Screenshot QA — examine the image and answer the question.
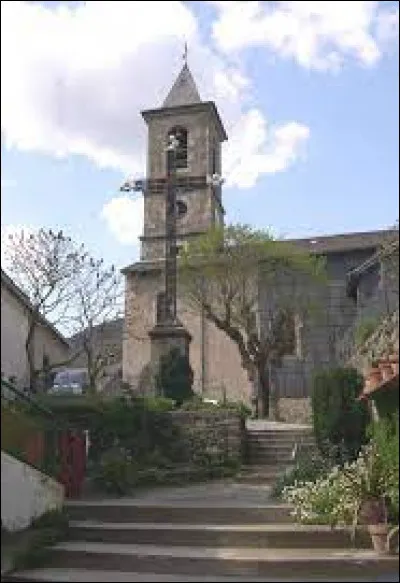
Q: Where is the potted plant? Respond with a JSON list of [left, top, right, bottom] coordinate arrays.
[[345, 443, 391, 554], [388, 353, 399, 376], [364, 361, 382, 393], [378, 358, 394, 382]]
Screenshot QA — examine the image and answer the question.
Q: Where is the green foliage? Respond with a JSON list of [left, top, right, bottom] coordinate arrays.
[[92, 448, 138, 495], [155, 348, 194, 406], [311, 367, 370, 464], [354, 317, 380, 348], [180, 396, 251, 418], [272, 451, 333, 499], [368, 416, 399, 523]]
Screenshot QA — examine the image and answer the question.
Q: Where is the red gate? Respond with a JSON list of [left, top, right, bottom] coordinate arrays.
[[57, 430, 87, 499]]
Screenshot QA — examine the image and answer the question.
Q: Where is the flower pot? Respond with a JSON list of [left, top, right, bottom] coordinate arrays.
[[359, 497, 387, 525], [388, 354, 399, 376], [364, 368, 382, 393], [368, 523, 389, 554], [378, 360, 394, 382]]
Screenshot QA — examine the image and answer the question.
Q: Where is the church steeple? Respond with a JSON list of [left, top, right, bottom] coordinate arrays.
[[163, 63, 201, 108]]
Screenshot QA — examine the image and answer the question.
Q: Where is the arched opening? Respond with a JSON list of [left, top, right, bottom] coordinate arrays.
[[168, 126, 188, 169]]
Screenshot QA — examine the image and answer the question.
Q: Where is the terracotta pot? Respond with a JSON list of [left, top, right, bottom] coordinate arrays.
[[378, 360, 394, 382], [364, 368, 382, 393], [368, 524, 389, 554], [359, 497, 387, 525], [388, 354, 399, 376]]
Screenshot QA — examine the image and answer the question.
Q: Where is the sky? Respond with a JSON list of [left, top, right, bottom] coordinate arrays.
[[1, 0, 399, 272]]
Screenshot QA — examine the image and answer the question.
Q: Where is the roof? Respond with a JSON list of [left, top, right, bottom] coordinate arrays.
[[1, 269, 70, 348], [163, 63, 201, 108], [285, 229, 397, 255], [121, 229, 396, 275]]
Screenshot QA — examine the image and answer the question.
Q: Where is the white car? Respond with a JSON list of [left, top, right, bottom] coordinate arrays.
[[49, 369, 89, 396]]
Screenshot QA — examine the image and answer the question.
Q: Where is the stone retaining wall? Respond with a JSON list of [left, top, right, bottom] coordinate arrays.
[[168, 410, 245, 465], [276, 398, 312, 425]]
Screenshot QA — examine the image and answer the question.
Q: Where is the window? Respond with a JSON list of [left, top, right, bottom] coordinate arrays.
[[168, 126, 188, 169], [176, 200, 188, 218]]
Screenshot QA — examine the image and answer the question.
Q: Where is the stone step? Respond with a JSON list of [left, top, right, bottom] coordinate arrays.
[[68, 521, 371, 549], [246, 438, 314, 448], [27, 542, 399, 579], [66, 502, 293, 525], [246, 435, 315, 445], [7, 567, 400, 582], [246, 453, 296, 464]]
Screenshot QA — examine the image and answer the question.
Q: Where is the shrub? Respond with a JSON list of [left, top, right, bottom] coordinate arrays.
[[155, 348, 194, 405], [93, 448, 138, 495], [311, 367, 369, 464], [272, 451, 333, 499]]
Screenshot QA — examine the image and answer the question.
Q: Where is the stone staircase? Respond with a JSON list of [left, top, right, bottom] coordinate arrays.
[[5, 424, 399, 581], [237, 422, 317, 484], [6, 488, 398, 581]]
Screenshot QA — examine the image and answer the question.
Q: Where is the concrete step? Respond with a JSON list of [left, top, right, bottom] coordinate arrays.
[[68, 521, 371, 549], [31, 542, 399, 579], [7, 567, 400, 582], [246, 454, 296, 464], [66, 502, 293, 525]]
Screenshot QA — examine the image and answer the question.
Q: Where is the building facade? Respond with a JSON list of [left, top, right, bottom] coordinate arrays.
[[122, 63, 397, 416], [1, 269, 70, 391]]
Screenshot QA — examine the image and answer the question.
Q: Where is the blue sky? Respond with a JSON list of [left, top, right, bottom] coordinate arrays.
[[1, 1, 399, 271]]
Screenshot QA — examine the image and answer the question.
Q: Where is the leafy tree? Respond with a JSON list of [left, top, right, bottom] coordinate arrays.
[[180, 224, 325, 417]]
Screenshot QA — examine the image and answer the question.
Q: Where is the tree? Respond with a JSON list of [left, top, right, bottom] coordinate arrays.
[[67, 255, 123, 393], [4, 228, 125, 394], [4, 228, 86, 390], [155, 347, 194, 406], [180, 224, 325, 417]]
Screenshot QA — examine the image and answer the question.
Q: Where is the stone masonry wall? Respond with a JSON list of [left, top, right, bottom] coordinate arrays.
[[123, 270, 252, 404], [277, 398, 312, 425], [168, 410, 245, 465]]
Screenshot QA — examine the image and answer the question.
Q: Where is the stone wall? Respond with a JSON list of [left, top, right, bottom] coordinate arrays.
[[123, 268, 252, 403], [168, 410, 245, 465], [277, 398, 312, 425]]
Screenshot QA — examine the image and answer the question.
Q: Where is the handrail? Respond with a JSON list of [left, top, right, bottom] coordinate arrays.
[[1, 378, 55, 420]]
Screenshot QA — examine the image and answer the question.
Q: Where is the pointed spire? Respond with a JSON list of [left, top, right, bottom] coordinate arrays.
[[163, 62, 202, 108]]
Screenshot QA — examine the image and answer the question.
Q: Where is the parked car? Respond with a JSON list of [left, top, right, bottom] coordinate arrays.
[[48, 368, 89, 395]]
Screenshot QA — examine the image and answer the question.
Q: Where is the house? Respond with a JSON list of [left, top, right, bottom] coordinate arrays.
[[1, 269, 70, 391]]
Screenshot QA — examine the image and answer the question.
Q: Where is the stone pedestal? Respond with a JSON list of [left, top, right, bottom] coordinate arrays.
[[149, 321, 192, 367]]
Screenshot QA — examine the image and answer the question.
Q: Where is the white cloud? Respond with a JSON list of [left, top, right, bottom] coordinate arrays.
[[101, 196, 144, 246], [211, 1, 399, 71], [224, 110, 310, 188], [1, 0, 309, 211]]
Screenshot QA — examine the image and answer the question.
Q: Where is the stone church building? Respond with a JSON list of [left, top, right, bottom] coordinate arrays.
[[122, 62, 397, 420]]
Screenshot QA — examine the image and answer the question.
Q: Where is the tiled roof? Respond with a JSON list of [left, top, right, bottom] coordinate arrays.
[[285, 229, 397, 254]]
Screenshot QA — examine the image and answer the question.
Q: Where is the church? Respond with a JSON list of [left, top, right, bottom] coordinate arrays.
[[121, 61, 397, 421]]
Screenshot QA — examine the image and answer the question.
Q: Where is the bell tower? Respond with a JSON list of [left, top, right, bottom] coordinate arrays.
[[140, 62, 227, 260]]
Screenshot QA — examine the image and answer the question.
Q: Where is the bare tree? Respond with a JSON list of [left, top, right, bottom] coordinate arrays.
[[67, 256, 124, 393], [4, 228, 86, 390], [180, 225, 326, 417]]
